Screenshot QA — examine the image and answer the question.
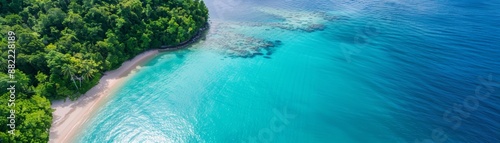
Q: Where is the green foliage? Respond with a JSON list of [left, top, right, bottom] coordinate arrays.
[[0, 0, 208, 142]]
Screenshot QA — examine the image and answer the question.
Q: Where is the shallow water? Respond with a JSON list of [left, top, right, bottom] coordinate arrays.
[[76, 0, 500, 142]]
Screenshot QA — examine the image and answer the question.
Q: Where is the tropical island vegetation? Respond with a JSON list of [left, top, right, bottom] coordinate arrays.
[[0, 0, 209, 142]]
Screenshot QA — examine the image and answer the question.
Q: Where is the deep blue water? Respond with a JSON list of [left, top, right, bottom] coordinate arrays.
[[76, 0, 500, 142]]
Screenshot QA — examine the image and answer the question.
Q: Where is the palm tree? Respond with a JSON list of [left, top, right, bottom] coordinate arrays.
[[75, 76, 82, 88], [70, 74, 79, 90], [61, 64, 72, 77], [82, 60, 97, 80], [62, 64, 79, 90], [82, 64, 92, 80]]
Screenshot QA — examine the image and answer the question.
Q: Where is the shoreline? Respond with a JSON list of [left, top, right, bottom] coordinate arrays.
[[48, 49, 159, 143], [48, 23, 208, 143]]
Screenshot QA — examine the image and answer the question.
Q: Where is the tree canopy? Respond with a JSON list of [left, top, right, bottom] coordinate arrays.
[[0, 0, 209, 142]]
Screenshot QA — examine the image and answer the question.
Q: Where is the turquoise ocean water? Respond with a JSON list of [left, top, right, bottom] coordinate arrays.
[[76, 0, 500, 142]]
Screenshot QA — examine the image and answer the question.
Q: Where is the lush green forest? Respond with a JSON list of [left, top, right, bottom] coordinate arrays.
[[0, 0, 208, 142]]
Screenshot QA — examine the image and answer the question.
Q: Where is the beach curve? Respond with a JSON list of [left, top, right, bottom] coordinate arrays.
[[48, 50, 159, 143]]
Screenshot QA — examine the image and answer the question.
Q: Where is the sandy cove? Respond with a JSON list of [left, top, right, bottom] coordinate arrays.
[[48, 50, 159, 143]]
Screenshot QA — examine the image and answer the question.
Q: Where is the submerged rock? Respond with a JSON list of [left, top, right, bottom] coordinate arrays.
[[203, 21, 284, 58], [255, 7, 334, 32]]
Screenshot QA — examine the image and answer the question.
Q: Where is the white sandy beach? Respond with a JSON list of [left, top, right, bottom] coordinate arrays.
[[48, 50, 159, 143]]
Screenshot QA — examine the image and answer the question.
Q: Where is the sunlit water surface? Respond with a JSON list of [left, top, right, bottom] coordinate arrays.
[[76, 0, 500, 142]]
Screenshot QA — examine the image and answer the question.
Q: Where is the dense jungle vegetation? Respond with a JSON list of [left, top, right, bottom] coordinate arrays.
[[0, 0, 209, 142]]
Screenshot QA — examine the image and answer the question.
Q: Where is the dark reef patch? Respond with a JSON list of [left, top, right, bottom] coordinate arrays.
[[204, 22, 284, 59]]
